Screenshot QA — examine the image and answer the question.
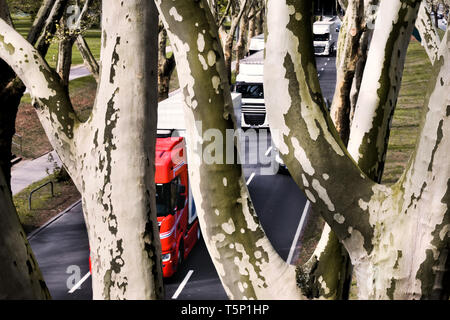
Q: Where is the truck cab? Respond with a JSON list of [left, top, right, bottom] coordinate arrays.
[[235, 50, 268, 128], [155, 136, 200, 278], [313, 17, 340, 56]]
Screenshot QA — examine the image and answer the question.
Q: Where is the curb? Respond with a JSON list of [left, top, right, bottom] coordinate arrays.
[[27, 198, 82, 241]]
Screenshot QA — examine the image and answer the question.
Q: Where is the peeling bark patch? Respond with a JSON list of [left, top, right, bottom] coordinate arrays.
[[416, 179, 450, 299], [0, 34, 15, 55], [110, 37, 121, 84], [387, 278, 396, 299], [427, 119, 443, 172], [37, 67, 76, 140], [99, 89, 120, 242]]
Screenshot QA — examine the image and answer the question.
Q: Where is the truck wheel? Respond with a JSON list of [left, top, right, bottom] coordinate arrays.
[[177, 241, 184, 267]]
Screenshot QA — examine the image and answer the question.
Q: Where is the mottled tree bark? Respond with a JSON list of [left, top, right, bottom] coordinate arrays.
[[0, 0, 67, 190], [27, 0, 56, 45], [0, 169, 51, 299], [347, 0, 422, 181], [154, 0, 450, 301], [265, 0, 450, 299], [0, 0, 164, 300], [158, 25, 175, 101], [156, 0, 303, 300]]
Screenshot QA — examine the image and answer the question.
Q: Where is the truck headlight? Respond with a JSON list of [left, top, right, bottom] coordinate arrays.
[[162, 253, 171, 262]]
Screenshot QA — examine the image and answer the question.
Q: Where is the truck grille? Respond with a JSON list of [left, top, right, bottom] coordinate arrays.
[[314, 46, 325, 53], [244, 113, 266, 126]]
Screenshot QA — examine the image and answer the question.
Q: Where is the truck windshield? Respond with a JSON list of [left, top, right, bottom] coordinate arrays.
[[314, 33, 330, 41], [156, 181, 178, 217], [235, 83, 264, 99], [156, 184, 171, 216]]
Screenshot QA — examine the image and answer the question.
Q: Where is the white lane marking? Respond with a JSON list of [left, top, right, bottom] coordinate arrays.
[[321, 67, 324, 71], [286, 201, 311, 265], [172, 270, 194, 299], [246, 172, 256, 185], [324, 62, 328, 66], [68, 272, 91, 293], [327, 58, 330, 61], [265, 146, 273, 157]]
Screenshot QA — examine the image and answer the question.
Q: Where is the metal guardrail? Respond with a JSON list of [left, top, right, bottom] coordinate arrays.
[[29, 181, 54, 210]]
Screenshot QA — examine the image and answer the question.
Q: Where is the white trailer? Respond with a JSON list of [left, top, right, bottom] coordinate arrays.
[[313, 17, 339, 56], [248, 33, 264, 56], [157, 90, 242, 133]]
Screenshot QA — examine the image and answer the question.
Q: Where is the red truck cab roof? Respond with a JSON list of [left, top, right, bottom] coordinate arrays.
[[155, 137, 186, 184]]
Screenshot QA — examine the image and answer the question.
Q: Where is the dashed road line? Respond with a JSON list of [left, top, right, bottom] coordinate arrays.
[[172, 270, 194, 299], [286, 200, 311, 265], [68, 272, 91, 294], [246, 172, 256, 185]]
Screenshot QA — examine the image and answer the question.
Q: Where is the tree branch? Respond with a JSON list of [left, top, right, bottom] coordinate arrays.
[[416, 0, 441, 65], [0, 18, 80, 177], [265, 0, 377, 252], [347, 0, 422, 181], [27, 0, 56, 45], [35, 0, 69, 58]]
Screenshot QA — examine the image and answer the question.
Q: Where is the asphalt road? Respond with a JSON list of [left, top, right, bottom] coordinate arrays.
[[28, 55, 336, 300]]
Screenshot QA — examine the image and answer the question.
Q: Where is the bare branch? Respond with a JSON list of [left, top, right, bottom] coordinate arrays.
[[0, 19, 80, 173], [347, 0, 422, 181]]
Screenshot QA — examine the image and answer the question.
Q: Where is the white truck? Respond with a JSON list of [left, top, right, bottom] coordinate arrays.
[[248, 33, 265, 56], [234, 50, 267, 128], [313, 17, 340, 56]]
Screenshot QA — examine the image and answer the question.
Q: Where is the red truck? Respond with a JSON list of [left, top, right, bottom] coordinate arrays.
[[89, 136, 200, 278], [155, 136, 200, 277]]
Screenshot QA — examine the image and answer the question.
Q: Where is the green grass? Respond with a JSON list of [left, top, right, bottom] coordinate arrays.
[[382, 38, 433, 185], [12, 16, 101, 68], [14, 174, 58, 221]]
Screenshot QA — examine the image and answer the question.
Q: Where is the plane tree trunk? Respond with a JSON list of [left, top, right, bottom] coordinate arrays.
[[0, 0, 164, 300], [265, 0, 450, 299], [156, 0, 303, 300], [347, 0, 422, 180], [0, 169, 51, 299], [416, 1, 441, 65]]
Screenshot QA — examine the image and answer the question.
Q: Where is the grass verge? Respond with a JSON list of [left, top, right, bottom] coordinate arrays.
[[13, 173, 81, 235], [12, 16, 101, 68], [382, 37, 433, 184]]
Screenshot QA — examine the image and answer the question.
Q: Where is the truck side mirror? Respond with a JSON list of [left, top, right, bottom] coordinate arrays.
[[176, 185, 186, 210]]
